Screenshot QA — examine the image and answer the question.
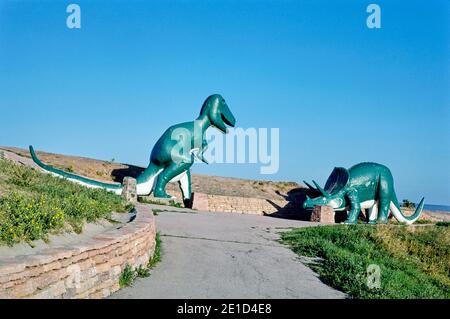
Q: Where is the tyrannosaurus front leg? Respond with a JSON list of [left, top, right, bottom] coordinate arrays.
[[154, 161, 193, 199], [196, 138, 209, 164], [344, 189, 361, 224]]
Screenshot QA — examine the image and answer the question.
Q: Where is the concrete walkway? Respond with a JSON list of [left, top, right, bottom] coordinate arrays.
[[111, 205, 345, 299]]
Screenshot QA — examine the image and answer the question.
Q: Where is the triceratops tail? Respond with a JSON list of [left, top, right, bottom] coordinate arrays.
[[390, 191, 425, 225], [29, 145, 123, 194]]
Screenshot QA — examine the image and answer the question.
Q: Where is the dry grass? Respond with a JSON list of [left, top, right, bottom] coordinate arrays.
[[373, 225, 450, 287]]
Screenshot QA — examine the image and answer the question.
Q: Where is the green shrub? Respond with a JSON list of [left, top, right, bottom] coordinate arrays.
[[436, 221, 450, 227], [401, 199, 416, 208]]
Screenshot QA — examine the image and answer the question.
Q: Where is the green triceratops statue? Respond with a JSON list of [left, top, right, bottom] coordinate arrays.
[[30, 94, 236, 204], [303, 162, 425, 225]]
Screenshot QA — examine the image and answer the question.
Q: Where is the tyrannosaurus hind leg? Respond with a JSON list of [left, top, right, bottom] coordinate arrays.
[[179, 169, 193, 207], [154, 161, 193, 199], [178, 169, 192, 200]]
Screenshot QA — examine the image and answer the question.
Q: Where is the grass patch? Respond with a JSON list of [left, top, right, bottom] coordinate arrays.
[[118, 232, 162, 288], [280, 224, 450, 299], [119, 264, 136, 287], [135, 265, 150, 278], [0, 158, 132, 246], [151, 208, 196, 216], [168, 200, 182, 208], [148, 232, 162, 269], [413, 219, 434, 224], [152, 209, 164, 216], [138, 196, 183, 208]]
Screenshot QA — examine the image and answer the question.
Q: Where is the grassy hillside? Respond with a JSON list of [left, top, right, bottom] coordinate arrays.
[[0, 158, 132, 246], [281, 224, 450, 298]]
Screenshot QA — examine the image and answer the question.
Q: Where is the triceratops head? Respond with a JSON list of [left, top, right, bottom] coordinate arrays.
[[303, 167, 350, 211], [199, 94, 236, 133]]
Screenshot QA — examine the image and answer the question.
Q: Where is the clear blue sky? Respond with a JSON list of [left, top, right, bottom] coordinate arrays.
[[0, 0, 448, 204]]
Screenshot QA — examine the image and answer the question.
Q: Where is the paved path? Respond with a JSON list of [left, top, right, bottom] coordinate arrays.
[[111, 205, 345, 299], [0, 148, 344, 298]]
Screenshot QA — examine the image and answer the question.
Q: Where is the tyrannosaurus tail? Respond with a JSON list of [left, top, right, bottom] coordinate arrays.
[[390, 191, 425, 225], [30, 146, 163, 196], [30, 145, 123, 194]]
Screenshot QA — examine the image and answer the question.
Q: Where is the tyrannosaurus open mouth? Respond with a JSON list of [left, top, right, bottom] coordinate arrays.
[[213, 100, 236, 133], [222, 112, 235, 127]]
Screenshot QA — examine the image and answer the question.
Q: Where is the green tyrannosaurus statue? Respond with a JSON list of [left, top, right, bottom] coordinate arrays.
[[303, 162, 425, 225], [30, 94, 236, 204]]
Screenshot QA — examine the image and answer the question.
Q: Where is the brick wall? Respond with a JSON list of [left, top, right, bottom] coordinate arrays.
[[0, 204, 156, 299]]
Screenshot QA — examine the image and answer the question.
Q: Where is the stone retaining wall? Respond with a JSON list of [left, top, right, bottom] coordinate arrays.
[[190, 193, 442, 223], [192, 192, 301, 216], [0, 204, 156, 299]]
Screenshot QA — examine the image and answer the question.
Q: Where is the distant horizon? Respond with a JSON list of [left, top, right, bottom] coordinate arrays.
[[423, 204, 450, 212], [1, 0, 448, 204]]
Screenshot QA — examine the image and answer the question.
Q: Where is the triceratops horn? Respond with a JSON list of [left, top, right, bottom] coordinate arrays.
[[303, 180, 316, 191], [312, 180, 329, 197]]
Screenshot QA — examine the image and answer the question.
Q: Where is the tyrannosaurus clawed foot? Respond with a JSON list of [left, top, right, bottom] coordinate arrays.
[[153, 188, 174, 198], [153, 189, 174, 199]]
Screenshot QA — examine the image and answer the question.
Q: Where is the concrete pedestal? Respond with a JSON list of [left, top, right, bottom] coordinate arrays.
[[310, 205, 335, 223], [121, 176, 137, 204]]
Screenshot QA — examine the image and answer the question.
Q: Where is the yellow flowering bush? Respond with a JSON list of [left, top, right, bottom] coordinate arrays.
[[0, 193, 64, 245], [0, 158, 132, 246]]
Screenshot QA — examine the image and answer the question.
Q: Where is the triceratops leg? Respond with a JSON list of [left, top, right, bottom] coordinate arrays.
[[344, 189, 361, 224], [377, 178, 391, 224], [368, 201, 378, 224], [377, 199, 390, 224]]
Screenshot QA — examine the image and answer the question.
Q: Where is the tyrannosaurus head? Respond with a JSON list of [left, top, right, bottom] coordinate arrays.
[[199, 94, 236, 133]]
